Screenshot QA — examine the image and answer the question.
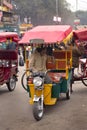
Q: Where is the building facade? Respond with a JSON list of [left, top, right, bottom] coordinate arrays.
[[0, 0, 19, 33]]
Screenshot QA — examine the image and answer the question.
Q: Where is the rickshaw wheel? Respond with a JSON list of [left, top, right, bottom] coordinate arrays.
[[70, 80, 73, 93], [7, 76, 16, 91], [82, 79, 87, 86], [33, 100, 44, 121], [66, 84, 70, 100], [21, 72, 28, 91]]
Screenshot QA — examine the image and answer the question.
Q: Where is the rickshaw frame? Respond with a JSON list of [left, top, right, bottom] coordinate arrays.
[[71, 29, 87, 90], [19, 25, 73, 121], [0, 32, 19, 91]]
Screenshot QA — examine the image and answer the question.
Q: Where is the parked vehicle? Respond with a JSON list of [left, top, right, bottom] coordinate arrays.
[[70, 29, 87, 90], [0, 32, 19, 91]]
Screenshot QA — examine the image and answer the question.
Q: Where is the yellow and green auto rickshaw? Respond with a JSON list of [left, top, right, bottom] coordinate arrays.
[[19, 25, 73, 121]]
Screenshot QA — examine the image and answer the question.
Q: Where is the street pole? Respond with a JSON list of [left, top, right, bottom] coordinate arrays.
[[53, 0, 61, 24], [76, 0, 78, 11], [56, 0, 58, 17], [56, 0, 59, 24], [76, 0, 78, 17]]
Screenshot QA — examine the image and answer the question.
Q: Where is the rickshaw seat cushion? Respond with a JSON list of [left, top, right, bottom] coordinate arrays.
[[47, 72, 66, 82], [79, 58, 86, 64], [46, 62, 56, 69], [46, 56, 56, 69], [0, 50, 17, 60]]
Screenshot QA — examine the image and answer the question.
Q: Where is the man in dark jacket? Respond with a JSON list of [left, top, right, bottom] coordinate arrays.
[[72, 41, 84, 66], [68, 42, 84, 93]]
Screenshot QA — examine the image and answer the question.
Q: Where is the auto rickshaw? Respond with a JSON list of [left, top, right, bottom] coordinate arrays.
[[19, 25, 73, 121], [0, 32, 19, 91]]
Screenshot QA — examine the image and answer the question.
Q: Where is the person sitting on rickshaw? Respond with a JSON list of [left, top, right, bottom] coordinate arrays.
[[72, 41, 85, 76], [66, 40, 84, 76], [80, 41, 87, 58], [65, 41, 85, 93], [6, 38, 16, 50], [29, 46, 52, 83]]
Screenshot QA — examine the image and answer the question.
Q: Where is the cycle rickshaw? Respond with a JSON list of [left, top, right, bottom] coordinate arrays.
[[19, 25, 73, 121], [70, 28, 87, 91], [0, 32, 19, 91]]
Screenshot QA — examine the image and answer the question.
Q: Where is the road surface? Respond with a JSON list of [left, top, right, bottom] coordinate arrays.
[[0, 66, 87, 130]]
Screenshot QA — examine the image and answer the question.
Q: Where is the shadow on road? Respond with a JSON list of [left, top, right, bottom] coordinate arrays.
[[44, 95, 70, 115], [0, 88, 9, 95]]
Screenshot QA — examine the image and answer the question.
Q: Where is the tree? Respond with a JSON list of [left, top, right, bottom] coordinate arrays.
[[14, 0, 74, 25]]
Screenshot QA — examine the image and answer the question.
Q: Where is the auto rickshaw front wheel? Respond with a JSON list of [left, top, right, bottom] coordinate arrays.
[[7, 76, 16, 91], [33, 100, 44, 121]]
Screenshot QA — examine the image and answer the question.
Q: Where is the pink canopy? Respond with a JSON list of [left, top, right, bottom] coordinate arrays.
[[73, 28, 87, 41], [19, 25, 72, 44]]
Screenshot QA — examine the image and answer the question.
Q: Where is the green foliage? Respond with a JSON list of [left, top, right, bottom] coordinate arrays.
[[14, 0, 74, 25]]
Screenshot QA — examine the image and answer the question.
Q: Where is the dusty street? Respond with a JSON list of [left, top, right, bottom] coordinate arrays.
[[0, 66, 87, 130]]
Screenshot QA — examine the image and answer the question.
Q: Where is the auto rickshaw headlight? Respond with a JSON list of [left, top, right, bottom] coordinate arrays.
[[33, 77, 43, 87]]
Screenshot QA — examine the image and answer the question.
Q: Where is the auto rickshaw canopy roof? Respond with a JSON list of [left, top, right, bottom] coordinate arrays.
[[73, 28, 87, 41], [0, 32, 19, 42], [19, 25, 72, 44]]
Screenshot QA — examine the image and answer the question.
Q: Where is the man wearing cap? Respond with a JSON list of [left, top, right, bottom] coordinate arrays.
[[29, 46, 52, 83], [29, 47, 47, 72]]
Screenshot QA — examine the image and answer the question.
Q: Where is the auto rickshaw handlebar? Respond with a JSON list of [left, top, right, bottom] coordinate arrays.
[[24, 69, 47, 77]]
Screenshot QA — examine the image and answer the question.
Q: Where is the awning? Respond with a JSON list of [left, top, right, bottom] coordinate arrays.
[[0, 32, 19, 42], [73, 28, 87, 41], [19, 25, 72, 44]]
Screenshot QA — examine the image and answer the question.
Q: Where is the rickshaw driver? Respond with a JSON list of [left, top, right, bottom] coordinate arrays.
[[29, 46, 52, 83]]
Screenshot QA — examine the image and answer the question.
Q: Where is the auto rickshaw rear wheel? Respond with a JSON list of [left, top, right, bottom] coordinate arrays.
[[66, 84, 70, 100], [7, 76, 16, 91]]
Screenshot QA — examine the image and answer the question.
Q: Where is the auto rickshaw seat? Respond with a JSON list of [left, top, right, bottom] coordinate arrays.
[[53, 50, 72, 70], [0, 50, 18, 67], [46, 56, 56, 69], [47, 71, 66, 83], [0, 50, 17, 60], [53, 51, 66, 59]]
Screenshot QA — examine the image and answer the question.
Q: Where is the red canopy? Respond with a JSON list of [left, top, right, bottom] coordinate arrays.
[[0, 32, 19, 42], [73, 28, 87, 41], [19, 25, 72, 44]]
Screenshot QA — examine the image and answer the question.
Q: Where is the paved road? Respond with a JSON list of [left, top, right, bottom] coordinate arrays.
[[0, 66, 87, 130]]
